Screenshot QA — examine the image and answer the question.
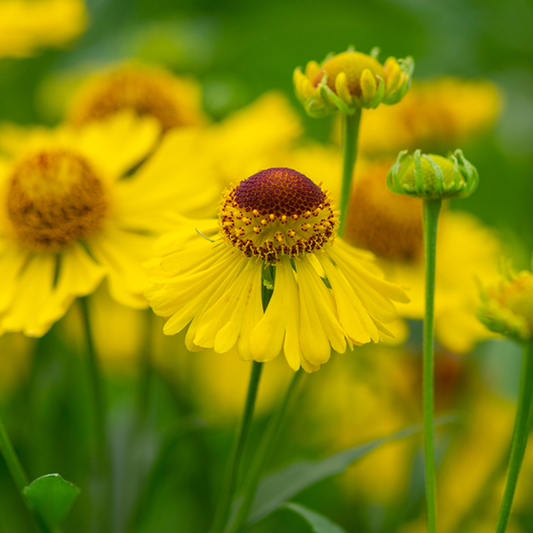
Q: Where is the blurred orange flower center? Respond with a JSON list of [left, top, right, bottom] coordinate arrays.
[[345, 164, 423, 261], [6, 150, 108, 252], [69, 67, 189, 131]]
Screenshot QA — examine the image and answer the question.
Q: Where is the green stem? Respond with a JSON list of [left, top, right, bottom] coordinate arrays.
[[0, 414, 29, 492], [79, 297, 108, 469], [209, 361, 264, 533], [422, 198, 441, 533], [79, 297, 111, 533], [225, 370, 304, 533], [338, 109, 362, 237], [494, 340, 533, 533], [0, 411, 49, 532]]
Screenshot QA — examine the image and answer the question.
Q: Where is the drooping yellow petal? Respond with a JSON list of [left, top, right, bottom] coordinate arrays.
[[39, 243, 106, 327], [213, 261, 263, 354], [296, 257, 346, 366], [0, 244, 30, 313], [88, 227, 154, 309], [0, 253, 56, 336], [317, 253, 378, 343]]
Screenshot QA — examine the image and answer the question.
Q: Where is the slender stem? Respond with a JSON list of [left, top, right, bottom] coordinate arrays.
[[494, 340, 533, 533], [225, 370, 304, 533], [0, 411, 49, 532], [338, 109, 362, 237], [0, 415, 29, 492], [209, 361, 264, 533], [79, 297, 108, 468], [79, 297, 111, 533], [422, 198, 441, 533]]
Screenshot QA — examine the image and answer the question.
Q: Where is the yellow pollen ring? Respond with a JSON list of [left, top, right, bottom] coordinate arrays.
[[218, 168, 339, 263], [5, 150, 109, 252]]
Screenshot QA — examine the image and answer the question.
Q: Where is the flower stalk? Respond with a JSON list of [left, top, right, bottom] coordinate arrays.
[[79, 297, 111, 533], [422, 198, 442, 533], [209, 361, 264, 533], [0, 413, 49, 532], [339, 109, 362, 236], [494, 339, 533, 533], [225, 370, 304, 533]]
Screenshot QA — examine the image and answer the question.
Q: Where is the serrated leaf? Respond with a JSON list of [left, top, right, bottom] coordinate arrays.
[[245, 416, 456, 527], [24, 473, 80, 528], [282, 502, 348, 533]]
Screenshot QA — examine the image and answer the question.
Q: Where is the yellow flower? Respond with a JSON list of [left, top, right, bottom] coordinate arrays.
[[0, 0, 87, 58], [146, 167, 408, 372], [66, 63, 207, 132], [0, 112, 217, 337], [344, 158, 502, 353], [300, 345, 419, 503], [479, 258, 533, 342], [294, 47, 413, 117], [357, 77, 502, 156]]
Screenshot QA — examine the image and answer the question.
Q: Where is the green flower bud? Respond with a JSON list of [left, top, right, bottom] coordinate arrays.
[[387, 149, 478, 200]]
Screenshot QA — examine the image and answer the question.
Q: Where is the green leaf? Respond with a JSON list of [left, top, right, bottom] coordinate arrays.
[[245, 416, 456, 527], [282, 502, 348, 533], [24, 473, 80, 528]]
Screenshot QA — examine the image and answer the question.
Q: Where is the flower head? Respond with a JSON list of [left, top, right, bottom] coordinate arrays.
[[146, 167, 409, 373], [479, 259, 533, 342], [0, 0, 86, 58], [357, 77, 503, 156], [0, 112, 218, 336], [66, 63, 206, 132], [387, 149, 478, 200], [294, 47, 414, 117], [345, 159, 423, 262]]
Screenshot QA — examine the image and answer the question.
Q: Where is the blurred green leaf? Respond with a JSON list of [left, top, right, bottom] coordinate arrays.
[[282, 502, 348, 533], [23, 474, 80, 529], [245, 418, 456, 527]]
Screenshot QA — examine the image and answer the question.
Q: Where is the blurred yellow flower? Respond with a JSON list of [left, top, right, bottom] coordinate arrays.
[[344, 158, 502, 353], [356, 78, 502, 156], [479, 258, 533, 342], [146, 167, 408, 372], [0, 0, 87, 58], [66, 63, 207, 132], [0, 112, 217, 337], [301, 346, 419, 504], [399, 388, 516, 533]]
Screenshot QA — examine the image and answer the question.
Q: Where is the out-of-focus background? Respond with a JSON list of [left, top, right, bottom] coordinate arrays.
[[1, 0, 533, 532], [1, 0, 532, 253]]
